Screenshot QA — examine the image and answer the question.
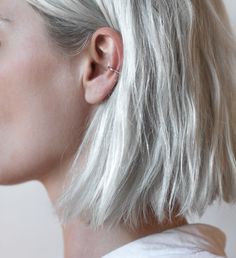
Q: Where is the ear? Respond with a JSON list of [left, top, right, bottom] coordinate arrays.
[[82, 27, 123, 104]]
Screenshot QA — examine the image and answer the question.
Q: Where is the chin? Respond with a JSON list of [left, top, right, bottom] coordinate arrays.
[[0, 156, 57, 186], [0, 168, 36, 186]]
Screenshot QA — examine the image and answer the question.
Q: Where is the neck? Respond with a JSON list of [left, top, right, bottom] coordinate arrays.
[[62, 212, 187, 258], [39, 159, 188, 258]]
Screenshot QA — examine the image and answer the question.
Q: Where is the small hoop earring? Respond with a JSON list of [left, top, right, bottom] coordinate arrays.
[[107, 65, 120, 75]]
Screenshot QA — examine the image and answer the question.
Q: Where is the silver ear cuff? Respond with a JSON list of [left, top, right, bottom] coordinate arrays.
[[107, 65, 120, 75]]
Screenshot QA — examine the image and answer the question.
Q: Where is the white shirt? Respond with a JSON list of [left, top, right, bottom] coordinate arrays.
[[102, 223, 227, 258]]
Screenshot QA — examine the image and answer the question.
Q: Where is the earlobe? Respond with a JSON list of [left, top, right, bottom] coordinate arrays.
[[82, 27, 123, 105]]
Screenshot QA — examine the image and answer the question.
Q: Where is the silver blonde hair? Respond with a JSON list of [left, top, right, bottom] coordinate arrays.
[[27, 0, 236, 229]]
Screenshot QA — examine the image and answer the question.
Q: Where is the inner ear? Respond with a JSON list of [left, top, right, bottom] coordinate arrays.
[[89, 61, 107, 81], [89, 62, 96, 80], [95, 40, 104, 58]]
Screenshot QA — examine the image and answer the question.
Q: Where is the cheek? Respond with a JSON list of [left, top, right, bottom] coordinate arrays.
[[0, 49, 63, 134], [0, 47, 87, 184], [0, 51, 54, 123]]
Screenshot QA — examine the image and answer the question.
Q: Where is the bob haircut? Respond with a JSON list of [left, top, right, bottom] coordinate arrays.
[[27, 0, 236, 230]]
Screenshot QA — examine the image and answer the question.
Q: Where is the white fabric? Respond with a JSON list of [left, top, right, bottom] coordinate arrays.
[[102, 223, 227, 258]]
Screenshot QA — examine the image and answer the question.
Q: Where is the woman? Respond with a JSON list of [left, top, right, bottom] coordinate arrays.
[[0, 0, 236, 257]]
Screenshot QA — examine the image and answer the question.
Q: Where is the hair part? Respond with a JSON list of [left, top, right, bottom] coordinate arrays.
[[27, 0, 236, 230]]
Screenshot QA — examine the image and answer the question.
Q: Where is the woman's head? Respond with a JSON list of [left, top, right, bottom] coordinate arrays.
[[0, 0, 122, 185], [1, 0, 236, 230], [0, 0, 84, 185]]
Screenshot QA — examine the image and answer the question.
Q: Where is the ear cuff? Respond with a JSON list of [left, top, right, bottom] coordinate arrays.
[[107, 65, 120, 75], [106, 65, 120, 98]]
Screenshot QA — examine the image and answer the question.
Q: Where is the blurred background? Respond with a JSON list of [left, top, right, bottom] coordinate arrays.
[[0, 0, 235, 258]]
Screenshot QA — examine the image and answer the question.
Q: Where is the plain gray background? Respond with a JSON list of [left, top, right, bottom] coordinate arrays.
[[0, 1, 235, 258]]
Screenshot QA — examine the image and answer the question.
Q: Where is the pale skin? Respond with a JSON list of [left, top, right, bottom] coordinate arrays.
[[0, 1, 187, 258]]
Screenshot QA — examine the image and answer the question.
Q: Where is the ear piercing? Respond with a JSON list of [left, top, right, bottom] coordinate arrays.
[[107, 65, 120, 75]]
